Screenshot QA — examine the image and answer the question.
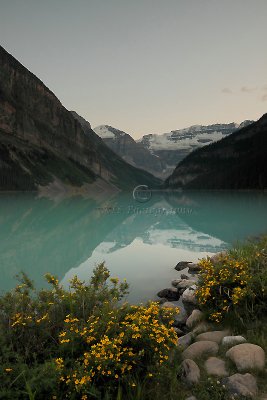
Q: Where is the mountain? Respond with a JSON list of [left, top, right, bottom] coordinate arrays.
[[138, 121, 254, 174], [0, 45, 160, 192], [166, 114, 267, 189], [93, 125, 167, 178]]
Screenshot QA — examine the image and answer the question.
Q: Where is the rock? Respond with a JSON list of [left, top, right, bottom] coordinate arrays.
[[223, 373, 258, 397], [188, 263, 201, 273], [181, 359, 200, 385], [222, 335, 247, 347], [196, 330, 230, 344], [186, 310, 204, 329], [178, 332, 194, 349], [204, 357, 228, 377], [157, 287, 180, 301], [177, 280, 198, 290], [175, 261, 192, 271], [173, 309, 188, 327], [161, 301, 178, 309], [182, 341, 219, 360], [172, 278, 197, 289], [185, 397, 197, 400], [181, 274, 189, 280], [171, 279, 182, 287], [182, 285, 198, 305], [226, 343, 265, 372], [192, 322, 212, 335]]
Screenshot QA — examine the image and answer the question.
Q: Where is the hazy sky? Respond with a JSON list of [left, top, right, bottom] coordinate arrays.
[[0, 0, 267, 138]]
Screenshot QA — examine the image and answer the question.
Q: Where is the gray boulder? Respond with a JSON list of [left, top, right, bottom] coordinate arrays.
[[157, 287, 180, 301], [226, 343, 265, 371], [196, 330, 230, 344], [173, 308, 188, 327], [182, 285, 198, 305], [186, 310, 204, 329], [182, 341, 219, 360], [172, 279, 197, 289], [188, 263, 201, 273], [177, 332, 194, 349], [222, 335, 247, 347], [223, 373, 258, 397], [192, 322, 212, 335], [181, 359, 200, 385], [175, 261, 192, 271], [161, 301, 178, 309], [181, 274, 189, 280], [204, 357, 228, 377]]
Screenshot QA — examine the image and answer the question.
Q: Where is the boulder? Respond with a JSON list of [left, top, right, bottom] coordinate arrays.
[[226, 343, 265, 371], [173, 309, 188, 327], [204, 357, 228, 377], [171, 279, 183, 287], [182, 341, 219, 360], [161, 301, 178, 309], [178, 332, 194, 349], [175, 261, 192, 271], [157, 287, 180, 301], [222, 335, 247, 347], [185, 397, 198, 400], [182, 285, 198, 305], [181, 359, 200, 385], [192, 322, 212, 335], [181, 274, 189, 280], [186, 310, 204, 329], [172, 279, 197, 289], [188, 263, 201, 273], [223, 373, 258, 397], [196, 330, 230, 344]]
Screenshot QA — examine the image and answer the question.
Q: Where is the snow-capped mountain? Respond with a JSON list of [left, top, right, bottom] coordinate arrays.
[[138, 121, 254, 172], [94, 121, 254, 179], [93, 125, 167, 178]]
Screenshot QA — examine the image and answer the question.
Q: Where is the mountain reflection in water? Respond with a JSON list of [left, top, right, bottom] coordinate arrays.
[[0, 191, 266, 302]]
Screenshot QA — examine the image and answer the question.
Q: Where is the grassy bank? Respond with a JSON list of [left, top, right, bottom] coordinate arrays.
[[1, 237, 267, 399]]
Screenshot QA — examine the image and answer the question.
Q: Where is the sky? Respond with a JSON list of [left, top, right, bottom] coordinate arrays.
[[0, 0, 267, 139]]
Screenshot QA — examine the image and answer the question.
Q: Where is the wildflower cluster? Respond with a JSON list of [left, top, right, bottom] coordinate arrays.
[[56, 302, 178, 397], [196, 254, 250, 322]]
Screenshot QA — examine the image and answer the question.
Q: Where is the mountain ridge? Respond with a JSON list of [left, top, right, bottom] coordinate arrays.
[[0, 45, 161, 192], [94, 124, 167, 178], [165, 113, 267, 189]]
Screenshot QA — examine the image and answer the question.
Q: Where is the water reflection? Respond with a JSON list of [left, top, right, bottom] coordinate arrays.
[[0, 191, 266, 302]]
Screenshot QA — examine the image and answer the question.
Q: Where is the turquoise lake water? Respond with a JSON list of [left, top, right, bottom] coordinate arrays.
[[0, 191, 267, 303]]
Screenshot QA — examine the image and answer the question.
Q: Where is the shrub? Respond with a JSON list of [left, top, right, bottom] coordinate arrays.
[[196, 236, 267, 323], [0, 263, 179, 399]]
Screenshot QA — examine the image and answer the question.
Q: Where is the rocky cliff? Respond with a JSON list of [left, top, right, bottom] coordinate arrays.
[[0, 45, 160, 191], [166, 114, 267, 189], [93, 125, 167, 178]]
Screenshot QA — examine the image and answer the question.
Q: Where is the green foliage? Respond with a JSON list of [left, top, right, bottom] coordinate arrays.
[[192, 377, 249, 400], [196, 236, 267, 325], [0, 263, 180, 399]]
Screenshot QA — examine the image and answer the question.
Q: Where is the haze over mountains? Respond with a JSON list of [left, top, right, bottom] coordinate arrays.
[[94, 121, 253, 178]]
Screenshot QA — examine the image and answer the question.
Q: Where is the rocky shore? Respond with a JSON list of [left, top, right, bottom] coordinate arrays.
[[156, 254, 267, 400]]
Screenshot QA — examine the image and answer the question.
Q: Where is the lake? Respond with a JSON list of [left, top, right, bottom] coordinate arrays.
[[0, 190, 267, 303]]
